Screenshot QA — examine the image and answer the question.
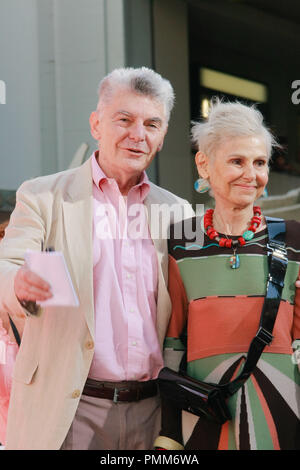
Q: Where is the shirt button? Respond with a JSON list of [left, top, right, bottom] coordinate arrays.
[[126, 274, 132, 279], [85, 340, 94, 350], [71, 389, 81, 399], [132, 341, 137, 346]]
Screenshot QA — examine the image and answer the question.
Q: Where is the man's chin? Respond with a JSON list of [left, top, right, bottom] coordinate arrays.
[[123, 155, 151, 169]]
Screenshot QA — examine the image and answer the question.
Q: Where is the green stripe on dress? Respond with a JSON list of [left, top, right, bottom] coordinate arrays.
[[246, 376, 274, 449], [187, 354, 239, 381], [187, 353, 299, 385], [227, 362, 245, 450], [177, 254, 299, 303], [164, 337, 185, 351], [259, 353, 300, 385]]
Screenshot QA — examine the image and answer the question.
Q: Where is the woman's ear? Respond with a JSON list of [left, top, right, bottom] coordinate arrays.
[[195, 151, 209, 179]]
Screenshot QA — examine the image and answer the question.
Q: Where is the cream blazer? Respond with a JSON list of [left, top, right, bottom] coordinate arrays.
[[0, 158, 194, 450]]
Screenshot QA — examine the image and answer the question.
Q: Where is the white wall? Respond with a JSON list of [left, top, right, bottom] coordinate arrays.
[[0, 0, 42, 189], [0, 0, 127, 190]]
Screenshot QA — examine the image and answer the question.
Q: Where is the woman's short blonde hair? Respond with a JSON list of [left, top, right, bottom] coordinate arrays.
[[191, 98, 279, 159]]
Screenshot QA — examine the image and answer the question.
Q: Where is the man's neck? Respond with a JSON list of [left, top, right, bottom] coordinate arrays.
[[96, 152, 142, 195]]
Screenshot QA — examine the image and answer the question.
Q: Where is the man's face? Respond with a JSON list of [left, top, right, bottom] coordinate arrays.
[[90, 88, 168, 181]]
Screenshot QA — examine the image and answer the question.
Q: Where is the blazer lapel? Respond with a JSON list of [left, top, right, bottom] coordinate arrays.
[[144, 193, 172, 350], [62, 159, 94, 339]]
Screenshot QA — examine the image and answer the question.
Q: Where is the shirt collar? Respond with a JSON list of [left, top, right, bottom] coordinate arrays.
[[91, 150, 150, 202]]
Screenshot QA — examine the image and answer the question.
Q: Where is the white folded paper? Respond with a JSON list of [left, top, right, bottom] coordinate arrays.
[[25, 250, 79, 307]]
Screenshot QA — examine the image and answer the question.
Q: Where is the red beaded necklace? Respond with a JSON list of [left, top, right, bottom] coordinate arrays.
[[204, 206, 262, 248]]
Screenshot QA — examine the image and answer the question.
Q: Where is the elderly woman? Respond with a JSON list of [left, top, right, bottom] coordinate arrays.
[[155, 100, 300, 450]]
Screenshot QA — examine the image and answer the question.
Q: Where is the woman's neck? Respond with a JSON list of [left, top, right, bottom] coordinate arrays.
[[213, 204, 261, 236]]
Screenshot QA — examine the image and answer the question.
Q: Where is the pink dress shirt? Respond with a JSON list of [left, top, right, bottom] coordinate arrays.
[[88, 152, 163, 382]]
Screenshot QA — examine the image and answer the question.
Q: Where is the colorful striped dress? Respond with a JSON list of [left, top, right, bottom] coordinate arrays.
[[163, 218, 300, 450]]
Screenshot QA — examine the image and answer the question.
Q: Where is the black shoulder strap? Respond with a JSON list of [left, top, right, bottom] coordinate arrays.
[[222, 217, 288, 397]]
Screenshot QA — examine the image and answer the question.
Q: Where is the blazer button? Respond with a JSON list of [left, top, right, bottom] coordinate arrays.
[[85, 340, 94, 350], [71, 389, 81, 399]]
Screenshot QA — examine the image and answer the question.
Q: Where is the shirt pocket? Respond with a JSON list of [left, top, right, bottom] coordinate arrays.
[[13, 354, 38, 385]]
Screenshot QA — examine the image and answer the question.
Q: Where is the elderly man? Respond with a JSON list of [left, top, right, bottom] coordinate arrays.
[[0, 67, 194, 450]]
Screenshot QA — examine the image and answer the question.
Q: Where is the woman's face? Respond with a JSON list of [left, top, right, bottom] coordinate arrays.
[[196, 135, 269, 209]]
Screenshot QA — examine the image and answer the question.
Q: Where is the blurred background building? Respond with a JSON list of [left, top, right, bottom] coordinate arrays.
[[0, 0, 300, 221]]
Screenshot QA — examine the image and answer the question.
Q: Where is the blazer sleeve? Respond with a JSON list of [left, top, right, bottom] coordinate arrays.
[[0, 181, 45, 321]]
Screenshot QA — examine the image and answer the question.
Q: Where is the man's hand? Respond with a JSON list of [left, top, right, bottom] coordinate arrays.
[[14, 265, 53, 303], [296, 278, 300, 289]]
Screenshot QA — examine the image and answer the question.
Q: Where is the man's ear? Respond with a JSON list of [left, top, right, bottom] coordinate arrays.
[[157, 140, 164, 153], [195, 151, 209, 179], [89, 111, 101, 141], [157, 125, 168, 152]]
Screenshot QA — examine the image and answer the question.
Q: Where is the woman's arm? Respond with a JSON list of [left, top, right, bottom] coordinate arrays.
[[155, 255, 189, 449]]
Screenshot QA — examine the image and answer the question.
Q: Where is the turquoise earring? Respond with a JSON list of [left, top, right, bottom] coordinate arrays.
[[262, 187, 268, 197], [194, 178, 210, 193]]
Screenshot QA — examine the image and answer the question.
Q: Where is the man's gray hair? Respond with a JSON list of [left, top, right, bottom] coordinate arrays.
[[191, 98, 279, 159], [97, 67, 175, 122]]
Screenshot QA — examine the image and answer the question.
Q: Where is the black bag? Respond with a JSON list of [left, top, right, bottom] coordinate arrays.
[[158, 366, 231, 424], [158, 217, 288, 424]]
